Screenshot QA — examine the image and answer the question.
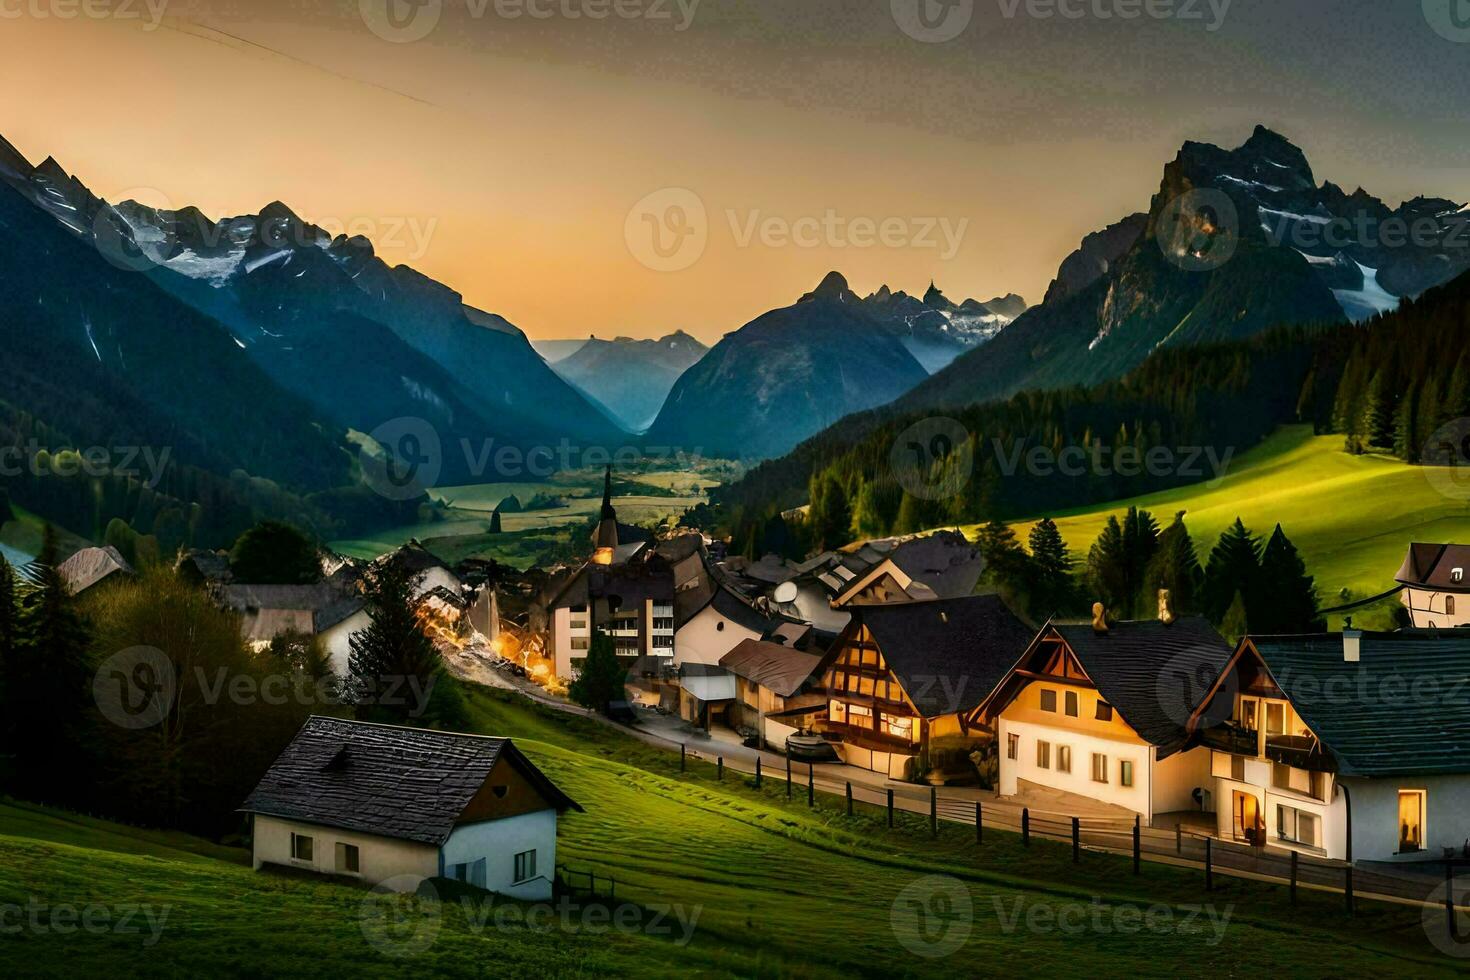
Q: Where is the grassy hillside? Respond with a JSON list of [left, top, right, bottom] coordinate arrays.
[[1001, 425, 1470, 628], [1, 685, 1461, 977]]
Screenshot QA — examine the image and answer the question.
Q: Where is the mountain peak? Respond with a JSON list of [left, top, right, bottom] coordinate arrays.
[[800, 271, 852, 303]]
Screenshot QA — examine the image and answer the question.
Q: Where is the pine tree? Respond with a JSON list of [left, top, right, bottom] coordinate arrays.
[[11, 525, 93, 804], [1256, 525, 1325, 633], [811, 473, 853, 550], [1120, 507, 1160, 615], [1201, 518, 1262, 625], [1219, 589, 1250, 644], [1027, 518, 1074, 617], [1144, 511, 1202, 615], [568, 630, 625, 715], [348, 558, 445, 724], [1086, 516, 1129, 615], [489, 507, 503, 534]]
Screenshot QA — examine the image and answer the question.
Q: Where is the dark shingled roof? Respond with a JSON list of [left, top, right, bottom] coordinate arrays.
[[1247, 632, 1470, 777], [241, 717, 581, 846], [1395, 543, 1470, 591], [852, 595, 1034, 716], [1052, 617, 1232, 751]]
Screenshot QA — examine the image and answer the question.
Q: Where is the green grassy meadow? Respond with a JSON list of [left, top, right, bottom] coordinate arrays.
[[1, 685, 1461, 978], [999, 426, 1470, 628]]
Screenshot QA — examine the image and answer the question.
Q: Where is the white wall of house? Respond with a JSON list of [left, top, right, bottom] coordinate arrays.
[[1208, 753, 1343, 858], [323, 610, 373, 678], [1343, 774, 1470, 864], [553, 605, 591, 680], [1153, 746, 1213, 816], [251, 815, 436, 890], [441, 809, 559, 901], [673, 605, 762, 668], [1401, 587, 1470, 628], [998, 718, 1154, 820]]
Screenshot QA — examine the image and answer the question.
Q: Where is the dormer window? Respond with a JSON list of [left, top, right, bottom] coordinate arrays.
[[1453, 568, 1464, 584]]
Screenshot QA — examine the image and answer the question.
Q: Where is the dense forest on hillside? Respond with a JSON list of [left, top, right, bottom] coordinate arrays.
[[717, 270, 1470, 555]]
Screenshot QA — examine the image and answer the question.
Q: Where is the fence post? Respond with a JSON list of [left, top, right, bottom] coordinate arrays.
[[887, 789, 894, 828], [976, 802, 983, 845], [846, 781, 853, 816], [1290, 851, 1298, 905], [808, 765, 815, 807], [1345, 864, 1354, 915], [786, 756, 792, 798], [1022, 807, 1030, 847], [1204, 837, 1213, 892], [717, 757, 723, 781], [1072, 817, 1080, 863], [755, 757, 762, 789], [1132, 816, 1140, 874], [930, 787, 938, 838], [1448, 861, 1458, 943], [1176, 823, 1182, 855], [680, 743, 686, 772]]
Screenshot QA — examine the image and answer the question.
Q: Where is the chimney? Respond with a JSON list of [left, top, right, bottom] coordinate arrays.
[[1343, 617, 1362, 663], [1157, 588, 1175, 626], [1091, 602, 1108, 634]]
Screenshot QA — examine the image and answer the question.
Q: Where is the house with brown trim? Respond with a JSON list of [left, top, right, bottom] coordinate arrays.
[[1394, 542, 1470, 628], [719, 638, 827, 750]]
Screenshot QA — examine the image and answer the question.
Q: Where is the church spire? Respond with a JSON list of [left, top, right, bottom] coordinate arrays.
[[600, 465, 615, 520], [593, 465, 619, 559]]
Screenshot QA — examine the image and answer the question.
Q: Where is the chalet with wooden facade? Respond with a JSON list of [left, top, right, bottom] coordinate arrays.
[[978, 604, 1232, 824], [1189, 629, 1470, 863], [241, 717, 581, 899], [719, 638, 827, 750], [816, 594, 1033, 780], [1394, 542, 1470, 628]]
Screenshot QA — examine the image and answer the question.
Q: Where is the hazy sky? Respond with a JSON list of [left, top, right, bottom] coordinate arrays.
[[2, 0, 1467, 342]]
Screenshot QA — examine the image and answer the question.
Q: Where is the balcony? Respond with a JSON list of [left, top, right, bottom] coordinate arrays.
[[1199, 722, 1257, 756], [1265, 734, 1336, 773]]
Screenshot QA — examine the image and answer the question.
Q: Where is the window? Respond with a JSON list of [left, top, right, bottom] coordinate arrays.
[[1237, 698, 1258, 731], [571, 638, 589, 651], [848, 704, 873, 725], [335, 842, 360, 874], [1007, 734, 1019, 760], [1398, 790, 1427, 853], [1265, 702, 1286, 737], [1277, 806, 1319, 848], [1119, 760, 1134, 788], [291, 833, 314, 862], [1039, 689, 1058, 712], [828, 700, 847, 725], [1091, 753, 1108, 783], [1036, 741, 1051, 769], [452, 859, 487, 888], [1448, 596, 1457, 615], [1064, 691, 1079, 717], [570, 619, 587, 630], [882, 713, 914, 739], [1095, 701, 1113, 722], [1230, 755, 1245, 781], [1057, 745, 1072, 774], [514, 849, 537, 884]]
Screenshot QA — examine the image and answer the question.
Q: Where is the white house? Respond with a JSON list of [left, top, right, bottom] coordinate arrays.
[[1394, 542, 1470, 628], [1189, 629, 1470, 863], [979, 606, 1231, 824], [241, 716, 582, 899]]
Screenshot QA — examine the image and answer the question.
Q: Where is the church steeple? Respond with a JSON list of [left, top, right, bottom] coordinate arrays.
[[592, 465, 619, 561], [600, 465, 616, 521]]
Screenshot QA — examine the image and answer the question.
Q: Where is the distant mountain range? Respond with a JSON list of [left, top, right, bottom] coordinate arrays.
[[540, 331, 708, 432]]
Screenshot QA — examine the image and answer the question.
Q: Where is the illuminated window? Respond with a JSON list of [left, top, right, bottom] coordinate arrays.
[[1398, 790, 1427, 853], [1040, 689, 1058, 712], [1237, 698, 1258, 731], [1091, 754, 1108, 783], [1064, 691, 1079, 717], [1265, 702, 1286, 736], [1036, 741, 1051, 769], [882, 714, 913, 739], [848, 704, 873, 722], [1007, 734, 1019, 760], [1057, 745, 1072, 774], [828, 700, 847, 725]]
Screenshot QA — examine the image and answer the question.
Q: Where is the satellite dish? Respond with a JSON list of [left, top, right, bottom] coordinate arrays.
[[773, 582, 799, 605]]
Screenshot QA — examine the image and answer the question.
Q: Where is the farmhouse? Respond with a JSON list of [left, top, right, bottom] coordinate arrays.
[[1394, 542, 1470, 628], [219, 582, 368, 674], [241, 717, 582, 899], [979, 604, 1231, 824], [56, 545, 134, 597], [1189, 629, 1470, 863], [719, 638, 827, 750], [816, 594, 1034, 781]]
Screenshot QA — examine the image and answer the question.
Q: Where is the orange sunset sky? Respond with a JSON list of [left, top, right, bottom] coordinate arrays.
[[1, 0, 1466, 343]]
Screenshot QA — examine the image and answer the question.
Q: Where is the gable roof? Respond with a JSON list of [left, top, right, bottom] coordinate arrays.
[[1395, 543, 1470, 590], [1231, 632, 1470, 777], [241, 716, 581, 846], [57, 546, 133, 596], [1046, 617, 1232, 751], [850, 595, 1034, 717], [720, 639, 824, 697]]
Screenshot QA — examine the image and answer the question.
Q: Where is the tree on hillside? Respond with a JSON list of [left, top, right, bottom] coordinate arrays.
[[808, 473, 853, 551], [1087, 516, 1129, 614], [568, 630, 625, 716], [1202, 518, 1262, 625], [489, 507, 503, 534], [229, 521, 322, 585], [1255, 525, 1325, 634], [0, 553, 16, 778], [0, 487, 14, 526], [348, 558, 450, 725], [1027, 518, 1075, 617], [1144, 512, 1203, 615], [9, 526, 93, 805]]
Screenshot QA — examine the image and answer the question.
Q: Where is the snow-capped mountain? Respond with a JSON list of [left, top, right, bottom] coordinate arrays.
[[862, 283, 1028, 372]]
